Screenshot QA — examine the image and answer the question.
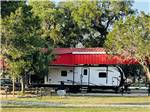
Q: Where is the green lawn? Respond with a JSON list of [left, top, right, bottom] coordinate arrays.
[[1, 96, 150, 112], [1, 107, 150, 112], [1, 96, 150, 104]]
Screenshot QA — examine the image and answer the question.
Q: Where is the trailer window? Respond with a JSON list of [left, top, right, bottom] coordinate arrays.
[[83, 69, 87, 75], [99, 72, 107, 78], [61, 71, 67, 77]]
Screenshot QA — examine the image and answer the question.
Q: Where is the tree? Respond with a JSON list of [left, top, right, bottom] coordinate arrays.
[[1, 5, 53, 94], [67, 0, 135, 47], [29, 0, 84, 47], [1, 0, 25, 18], [105, 12, 150, 80], [8, 60, 30, 96], [29, 0, 134, 48], [56, 1, 83, 47], [29, 0, 63, 46]]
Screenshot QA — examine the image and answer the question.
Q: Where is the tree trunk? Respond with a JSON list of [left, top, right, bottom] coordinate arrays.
[[20, 75, 25, 95], [145, 67, 150, 81], [12, 77, 15, 96]]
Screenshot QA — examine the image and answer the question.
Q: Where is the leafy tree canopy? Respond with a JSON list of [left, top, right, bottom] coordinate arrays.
[[28, 0, 134, 48], [105, 12, 150, 80], [29, 0, 63, 45], [57, 0, 135, 47], [1, 0, 25, 18], [1, 5, 53, 92]]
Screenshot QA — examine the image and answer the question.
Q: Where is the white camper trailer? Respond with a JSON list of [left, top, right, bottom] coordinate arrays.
[[43, 48, 128, 92], [44, 65, 125, 92], [31, 48, 137, 92]]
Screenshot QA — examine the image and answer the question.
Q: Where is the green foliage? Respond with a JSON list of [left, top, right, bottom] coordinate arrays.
[[8, 60, 30, 78], [29, 0, 63, 45], [56, 1, 82, 47], [105, 12, 150, 79], [1, 0, 25, 18], [105, 13, 150, 59], [72, 0, 102, 28], [28, 0, 135, 47], [28, 0, 135, 48], [57, 0, 134, 47], [1, 5, 53, 79]]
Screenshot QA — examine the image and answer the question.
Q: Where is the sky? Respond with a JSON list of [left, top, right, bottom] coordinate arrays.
[[133, 0, 150, 14], [52, 0, 150, 14]]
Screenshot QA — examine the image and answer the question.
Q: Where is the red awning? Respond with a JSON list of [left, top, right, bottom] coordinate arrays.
[[51, 48, 138, 65]]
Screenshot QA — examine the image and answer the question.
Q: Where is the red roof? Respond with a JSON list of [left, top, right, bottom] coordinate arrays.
[[51, 48, 138, 65]]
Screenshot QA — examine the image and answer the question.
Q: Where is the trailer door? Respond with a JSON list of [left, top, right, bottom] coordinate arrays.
[[81, 68, 89, 85]]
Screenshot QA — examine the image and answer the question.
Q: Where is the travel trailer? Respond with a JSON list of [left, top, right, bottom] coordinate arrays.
[[40, 48, 137, 92], [44, 65, 125, 92]]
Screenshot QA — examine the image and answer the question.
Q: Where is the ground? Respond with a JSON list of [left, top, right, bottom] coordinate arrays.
[[1, 107, 150, 112], [1, 95, 150, 112]]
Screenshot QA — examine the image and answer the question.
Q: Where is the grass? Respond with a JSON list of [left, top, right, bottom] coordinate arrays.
[[1, 107, 150, 112], [1, 96, 150, 112], [1, 96, 150, 104]]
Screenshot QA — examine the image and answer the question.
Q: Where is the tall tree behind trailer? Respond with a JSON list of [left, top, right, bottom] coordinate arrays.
[[56, 0, 135, 47], [105, 12, 150, 80], [29, 0, 63, 46], [1, 0, 25, 18]]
